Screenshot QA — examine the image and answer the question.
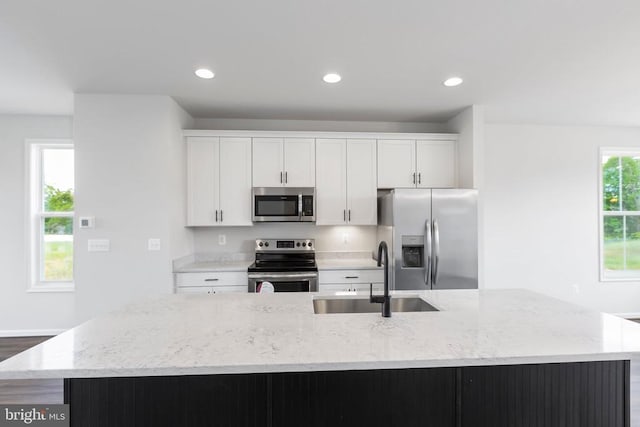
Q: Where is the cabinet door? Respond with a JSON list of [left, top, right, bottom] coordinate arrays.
[[187, 137, 220, 226], [283, 138, 315, 187], [219, 138, 252, 226], [346, 139, 377, 225], [315, 139, 347, 225], [416, 140, 456, 188], [377, 139, 416, 188], [252, 138, 283, 186]]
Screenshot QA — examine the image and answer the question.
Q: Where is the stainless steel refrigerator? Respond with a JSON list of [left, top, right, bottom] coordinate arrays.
[[377, 189, 478, 290]]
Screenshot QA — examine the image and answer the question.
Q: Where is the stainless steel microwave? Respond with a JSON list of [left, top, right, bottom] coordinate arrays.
[[252, 187, 315, 222]]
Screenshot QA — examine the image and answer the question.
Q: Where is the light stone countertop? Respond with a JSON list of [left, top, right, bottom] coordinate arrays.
[[1, 289, 640, 379], [174, 261, 252, 273], [317, 258, 381, 270]]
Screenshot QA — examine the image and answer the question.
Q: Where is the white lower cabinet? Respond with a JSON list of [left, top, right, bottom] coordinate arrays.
[[175, 272, 248, 294], [318, 269, 384, 293]]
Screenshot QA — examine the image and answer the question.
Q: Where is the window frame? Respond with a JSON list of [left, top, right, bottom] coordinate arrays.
[[599, 147, 640, 282], [26, 139, 75, 292]]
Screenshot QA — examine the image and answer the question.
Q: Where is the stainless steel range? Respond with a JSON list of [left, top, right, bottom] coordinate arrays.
[[247, 239, 318, 292]]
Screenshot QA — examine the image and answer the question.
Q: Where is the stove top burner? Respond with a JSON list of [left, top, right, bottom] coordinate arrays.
[[248, 238, 318, 273]]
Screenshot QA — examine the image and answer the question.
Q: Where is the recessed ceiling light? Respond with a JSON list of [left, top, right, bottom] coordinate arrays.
[[195, 68, 215, 79], [323, 73, 342, 83], [443, 77, 463, 87]]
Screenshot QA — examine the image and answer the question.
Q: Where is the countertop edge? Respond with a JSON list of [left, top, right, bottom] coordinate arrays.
[[1, 352, 636, 380]]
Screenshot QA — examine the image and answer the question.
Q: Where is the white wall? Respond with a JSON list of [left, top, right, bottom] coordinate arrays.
[[74, 95, 194, 323], [193, 118, 448, 133], [446, 105, 485, 189], [483, 123, 640, 314], [194, 224, 377, 255], [0, 115, 75, 335]]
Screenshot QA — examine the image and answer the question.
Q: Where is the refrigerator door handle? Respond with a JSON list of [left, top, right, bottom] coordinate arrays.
[[425, 219, 432, 286], [432, 219, 440, 286]]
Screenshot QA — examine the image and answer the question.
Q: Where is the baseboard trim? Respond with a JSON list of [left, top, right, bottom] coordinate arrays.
[[0, 329, 65, 337]]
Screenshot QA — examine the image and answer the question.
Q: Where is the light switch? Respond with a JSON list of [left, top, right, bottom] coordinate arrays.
[[148, 238, 161, 251], [88, 239, 110, 252]]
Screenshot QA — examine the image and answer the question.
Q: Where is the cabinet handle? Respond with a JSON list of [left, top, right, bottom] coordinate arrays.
[[285, 171, 288, 184], [418, 173, 421, 184], [343, 209, 346, 222], [205, 278, 219, 282], [413, 172, 416, 184], [220, 210, 223, 222], [215, 210, 218, 222], [345, 276, 359, 279], [280, 171, 283, 183], [348, 210, 351, 221]]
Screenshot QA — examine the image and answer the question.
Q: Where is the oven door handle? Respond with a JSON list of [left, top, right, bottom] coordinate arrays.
[[248, 272, 318, 280]]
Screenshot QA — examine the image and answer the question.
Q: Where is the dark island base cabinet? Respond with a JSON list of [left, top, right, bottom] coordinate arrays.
[[64, 360, 630, 427]]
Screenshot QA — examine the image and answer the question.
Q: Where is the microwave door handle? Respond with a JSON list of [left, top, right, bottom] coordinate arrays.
[[298, 194, 303, 220]]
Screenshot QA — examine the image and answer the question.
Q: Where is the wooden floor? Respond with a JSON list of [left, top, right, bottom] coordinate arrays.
[[0, 336, 639, 425], [0, 336, 63, 404]]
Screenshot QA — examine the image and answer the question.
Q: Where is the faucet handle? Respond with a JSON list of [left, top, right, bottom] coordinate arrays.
[[369, 283, 384, 304]]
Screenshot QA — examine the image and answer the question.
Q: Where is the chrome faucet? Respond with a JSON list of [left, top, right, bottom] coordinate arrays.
[[370, 241, 391, 317]]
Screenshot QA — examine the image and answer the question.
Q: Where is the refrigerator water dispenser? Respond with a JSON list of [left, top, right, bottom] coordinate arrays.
[[401, 235, 424, 268]]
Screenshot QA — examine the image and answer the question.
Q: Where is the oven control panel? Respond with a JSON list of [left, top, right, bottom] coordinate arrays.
[[255, 239, 315, 252]]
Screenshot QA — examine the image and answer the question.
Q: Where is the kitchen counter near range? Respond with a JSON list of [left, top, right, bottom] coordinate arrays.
[[174, 251, 381, 272], [1, 289, 640, 380], [316, 251, 381, 270], [173, 253, 252, 273]]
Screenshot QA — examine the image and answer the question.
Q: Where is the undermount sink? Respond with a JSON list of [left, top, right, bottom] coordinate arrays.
[[313, 296, 439, 314]]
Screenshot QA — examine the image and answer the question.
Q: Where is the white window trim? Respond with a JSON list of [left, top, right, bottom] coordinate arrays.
[[25, 139, 75, 292], [599, 147, 640, 282]]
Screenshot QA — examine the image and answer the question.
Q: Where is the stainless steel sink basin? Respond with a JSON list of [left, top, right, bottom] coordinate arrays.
[[313, 296, 438, 314]]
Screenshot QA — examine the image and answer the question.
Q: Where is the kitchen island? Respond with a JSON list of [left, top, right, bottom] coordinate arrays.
[[1, 289, 639, 426]]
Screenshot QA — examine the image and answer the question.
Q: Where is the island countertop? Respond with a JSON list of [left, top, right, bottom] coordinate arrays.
[[1, 289, 640, 379]]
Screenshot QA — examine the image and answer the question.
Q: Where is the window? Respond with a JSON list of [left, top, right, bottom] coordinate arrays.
[[600, 149, 640, 281], [28, 140, 74, 291]]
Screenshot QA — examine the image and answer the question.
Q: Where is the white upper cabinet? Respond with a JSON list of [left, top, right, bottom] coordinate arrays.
[[187, 137, 219, 226], [416, 140, 456, 188], [186, 137, 252, 226], [377, 139, 416, 188], [316, 139, 347, 225], [284, 138, 315, 187], [252, 138, 315, 187], [218, 138, 252, 225], [346, 139, 377, 224], [316, 139, 377, 225], [378, 139, 456, 188], [251, 138, 283, 187]]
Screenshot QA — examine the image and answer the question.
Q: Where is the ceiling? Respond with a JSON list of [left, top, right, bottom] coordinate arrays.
[[1, 0, 640, 126]]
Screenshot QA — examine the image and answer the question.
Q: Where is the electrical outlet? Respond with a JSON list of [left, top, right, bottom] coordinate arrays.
[[343, 233, 349, 244], [218, 234, 226, 245], [148, 238, 161, 251]]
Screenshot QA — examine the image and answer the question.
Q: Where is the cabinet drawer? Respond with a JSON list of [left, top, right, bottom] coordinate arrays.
[[319, 269, 383, 284], [319, 283, 383, 293], [175, 272, 247, 287], [176, 286, 214, 294], [176, 285, 247, 294]]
